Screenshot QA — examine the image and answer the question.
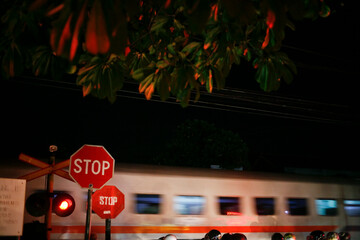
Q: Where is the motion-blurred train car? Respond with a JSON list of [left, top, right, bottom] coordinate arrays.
[[1, 162, 359, 240]]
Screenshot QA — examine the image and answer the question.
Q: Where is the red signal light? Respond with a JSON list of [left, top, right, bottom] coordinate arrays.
[[59, 199, 72, 210], [26, 191, 75, 217], [53, 193, 75, 217]]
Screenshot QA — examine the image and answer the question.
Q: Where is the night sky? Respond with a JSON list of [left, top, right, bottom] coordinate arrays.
[[1, 1, 359, 172]]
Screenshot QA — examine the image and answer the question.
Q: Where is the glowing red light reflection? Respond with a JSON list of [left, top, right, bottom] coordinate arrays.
[[226, 211, 242, 216]]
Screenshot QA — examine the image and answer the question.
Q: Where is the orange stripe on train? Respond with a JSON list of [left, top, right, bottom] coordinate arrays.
[[51, 225, 337, 234]]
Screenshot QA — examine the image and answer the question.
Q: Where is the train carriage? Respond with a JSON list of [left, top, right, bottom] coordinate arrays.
[[1, 163, 359, 240]]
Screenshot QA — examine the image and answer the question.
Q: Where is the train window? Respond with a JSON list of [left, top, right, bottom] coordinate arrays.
[[344, 200, 360, 216], [287, 198, 308, 215], [218, 197, 241, 215], [174, 195, 205, 215], [135, 194, 161, 214], [255, 198, 275, 215], [315, 199, 337, 216]]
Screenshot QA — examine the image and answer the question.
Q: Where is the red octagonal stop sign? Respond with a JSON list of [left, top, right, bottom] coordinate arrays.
[[69, 144, 115, 189], [92, 185, 125, 219]]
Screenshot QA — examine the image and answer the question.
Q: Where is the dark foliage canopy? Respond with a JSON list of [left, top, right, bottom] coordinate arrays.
[[1, 0, 331, 106], [154, 119, 249, 169]]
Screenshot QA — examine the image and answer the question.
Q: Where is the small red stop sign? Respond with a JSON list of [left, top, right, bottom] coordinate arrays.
[[69, 145, 115, 189], [92, 185, 125, 219]]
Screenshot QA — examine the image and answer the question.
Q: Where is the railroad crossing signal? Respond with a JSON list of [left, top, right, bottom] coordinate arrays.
[[25, 191, 75, 217], [18, 153, 73, 182], [69, 144, 115, 189], [17, 148, 75, 240]]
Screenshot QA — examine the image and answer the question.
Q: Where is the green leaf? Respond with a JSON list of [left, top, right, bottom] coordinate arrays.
[[132, 68, 145, 80], [76, 55, 124, 100], [139, 72, 155, 93], [173, 19, 184, 30], [150, 16, 168, 34], [205, 26, 221, 43], [182, 42, 201, 56], [178, 52, 186, 60], [158, 71, 170, 101], [171, 65, 193, 96], [156, 60, 169, 69], [212, 66, 225, 90], [267, 61, 280, 91], [177, 89, 191, 108], [232, 47, 242, 65], [148, 45, 156, 55], [281, 67, 293, 85], [167, 43, 176, 55], [206, 68, 213, 93], [255, 62, 269, 91], [246, 49, 252, 61]]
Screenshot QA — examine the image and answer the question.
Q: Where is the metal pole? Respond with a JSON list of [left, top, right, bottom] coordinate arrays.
[[105, 219, 111, 240], [45, 145, 57, 240], [85, 184, 93, 240], [45, 166, 54, 240]]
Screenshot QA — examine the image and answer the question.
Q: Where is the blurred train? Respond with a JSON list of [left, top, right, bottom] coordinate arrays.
[[1, 162, 360, 240]]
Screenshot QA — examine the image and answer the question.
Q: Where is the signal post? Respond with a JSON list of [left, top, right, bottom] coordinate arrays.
[[45, 148, 55, 240], [18, 145, 74, 240], [69, 144, 115, 240], [92, 185, 125, 240]]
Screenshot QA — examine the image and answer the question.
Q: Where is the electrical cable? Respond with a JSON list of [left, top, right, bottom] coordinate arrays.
[[6, 75, 358, 126]]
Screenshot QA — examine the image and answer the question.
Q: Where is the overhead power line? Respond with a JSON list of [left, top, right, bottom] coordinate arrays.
[[6, 75, 358, 126]]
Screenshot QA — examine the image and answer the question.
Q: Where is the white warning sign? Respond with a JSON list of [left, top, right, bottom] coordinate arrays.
[[0, 178, 26, 236]]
